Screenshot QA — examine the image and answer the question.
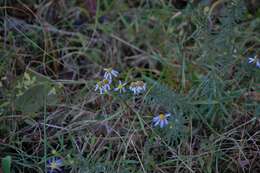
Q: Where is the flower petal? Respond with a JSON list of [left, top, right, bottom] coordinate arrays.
[[165, 113, 171, 117], [104, 72, 108, 78], [248, 58, 255, 64], [153, 116, 160, 123], [111, 70, 119, 77], [154, 120, 160, 126], [95, 84, 99, 91], [104, 73, 112, 81], [56, 159, 63, 166], [164, 119, 168, 125], [256, 60, 260, 68], [47, 170, 55, 173], [160, 120, 165, 128], [143, 84, 146, 91]]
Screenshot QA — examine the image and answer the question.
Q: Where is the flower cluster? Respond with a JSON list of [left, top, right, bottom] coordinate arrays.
[[153, 112, 171, 128], [95, 68, 173, 129], [95, 68, 119, 94], [94, 67, 146, 95], [248, 54, 260, 68]]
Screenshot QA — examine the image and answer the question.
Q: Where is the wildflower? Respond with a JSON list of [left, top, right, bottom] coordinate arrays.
[[129, 81, 146, 95], [104, 68, 119, 81], [101, 78, 111, 91], [94, 79, 111, 94], [114, 80, 127, 93], [95, 81, 105, 94], [47, 157, 63, 173], [153, 113, 171, 128], [248, 55, 260, 68]]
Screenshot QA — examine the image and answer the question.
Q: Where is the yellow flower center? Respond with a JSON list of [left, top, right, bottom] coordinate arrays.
[[159, 113, 165, 120], [51, 150, 58, 155], [103, 79, 109, 84], [118, 84, 123, 89], [130, 81, 145, 88], [50, 162, 58, 169]]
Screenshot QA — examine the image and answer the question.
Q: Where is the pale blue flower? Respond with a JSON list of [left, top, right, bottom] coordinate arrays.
[[248, 55, 260, 68], [101, 78, 111, 91], [114, 80, 127, 93], [153, 113, 171, 128], [47, 157, 63, 173], [104, 68, 119, 81], [129, 81, 146, 95], [95, 79, 111, 94], [95, 81, 105, 94]]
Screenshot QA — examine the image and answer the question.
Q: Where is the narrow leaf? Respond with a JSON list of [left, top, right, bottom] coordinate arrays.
[[2, 156, 11, 173]]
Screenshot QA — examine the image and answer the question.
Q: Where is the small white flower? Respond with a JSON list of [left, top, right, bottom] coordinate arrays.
[[104, 68, 119, 81], [129, 81, 146, 95], [114, 80, 127, 93], [153, 113, 171, 128]]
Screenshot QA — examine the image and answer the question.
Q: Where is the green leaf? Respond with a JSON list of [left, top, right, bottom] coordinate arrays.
[[2, 156, 11, 173]]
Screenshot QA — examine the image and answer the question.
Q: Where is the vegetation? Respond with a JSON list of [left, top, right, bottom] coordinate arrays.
[[0, 0, 260, 172]]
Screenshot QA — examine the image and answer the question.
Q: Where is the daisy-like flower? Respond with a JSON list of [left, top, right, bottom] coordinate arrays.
[[47, 157, 63, 173], [114, 80, 127, 93], [153, 113, 171, 128], [95, 81, 105, 94], [104, 68, 119, 81], [101, 78, 111, 91], [94, 79, 111, 94], [248, 55, 260, 68], [129, 81, 146, 95]]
